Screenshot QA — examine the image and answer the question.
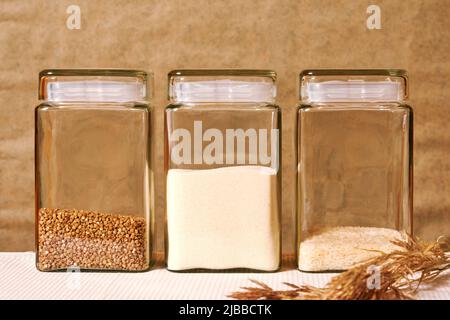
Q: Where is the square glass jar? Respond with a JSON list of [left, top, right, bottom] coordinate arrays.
[[297, 69, 413, 272], [35, 69, 153, 271], [165, 70, 281, 272]]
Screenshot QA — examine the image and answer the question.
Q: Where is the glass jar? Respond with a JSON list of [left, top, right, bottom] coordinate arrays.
[[165, 70, 281, 271], [297, 69, 413, 272], [35, 69, 153, 271]]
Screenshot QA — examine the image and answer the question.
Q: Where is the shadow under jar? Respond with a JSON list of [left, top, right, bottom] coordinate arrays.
[[297, 69, 413, 272], [165, 70, 281, 272], [35, 69, 153, 271]]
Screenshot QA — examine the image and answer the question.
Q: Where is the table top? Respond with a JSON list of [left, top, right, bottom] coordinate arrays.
[[0, 252, 448, 300]]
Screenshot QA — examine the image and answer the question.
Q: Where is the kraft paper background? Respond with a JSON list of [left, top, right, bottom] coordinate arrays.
[[0, 0, 449, 252]]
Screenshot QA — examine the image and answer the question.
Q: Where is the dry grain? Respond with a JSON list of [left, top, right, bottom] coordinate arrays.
[[298, 226, 405, 271], [37, 208, 148, 271]]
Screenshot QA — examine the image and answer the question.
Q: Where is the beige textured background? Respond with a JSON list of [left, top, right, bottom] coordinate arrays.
[[0, 0, 449, 252]]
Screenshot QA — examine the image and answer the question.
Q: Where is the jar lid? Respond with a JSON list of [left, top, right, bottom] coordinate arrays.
[[300, 69, 408, 103], [39, 69, 150, 102], [168, 69, 277, 103], [305, 81, 403, 102]]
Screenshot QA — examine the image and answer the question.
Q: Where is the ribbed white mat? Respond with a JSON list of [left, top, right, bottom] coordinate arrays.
[[0, 253, 448, 300]]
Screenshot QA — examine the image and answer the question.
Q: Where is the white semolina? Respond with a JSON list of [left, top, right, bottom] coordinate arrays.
[[298, 226, 406, 271], [167, 165, 280, 271]]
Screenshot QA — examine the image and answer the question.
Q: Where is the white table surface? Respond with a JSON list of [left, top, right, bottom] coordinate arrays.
[[0, 252, 448, 300]]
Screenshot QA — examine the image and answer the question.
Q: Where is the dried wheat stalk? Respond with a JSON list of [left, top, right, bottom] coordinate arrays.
[[229, 235, 449, 300]]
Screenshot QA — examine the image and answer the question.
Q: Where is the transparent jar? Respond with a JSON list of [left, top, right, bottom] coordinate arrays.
[[165, 70, 281, 271], [297, 69, 413, 272], [35, 69, 153, 271]]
